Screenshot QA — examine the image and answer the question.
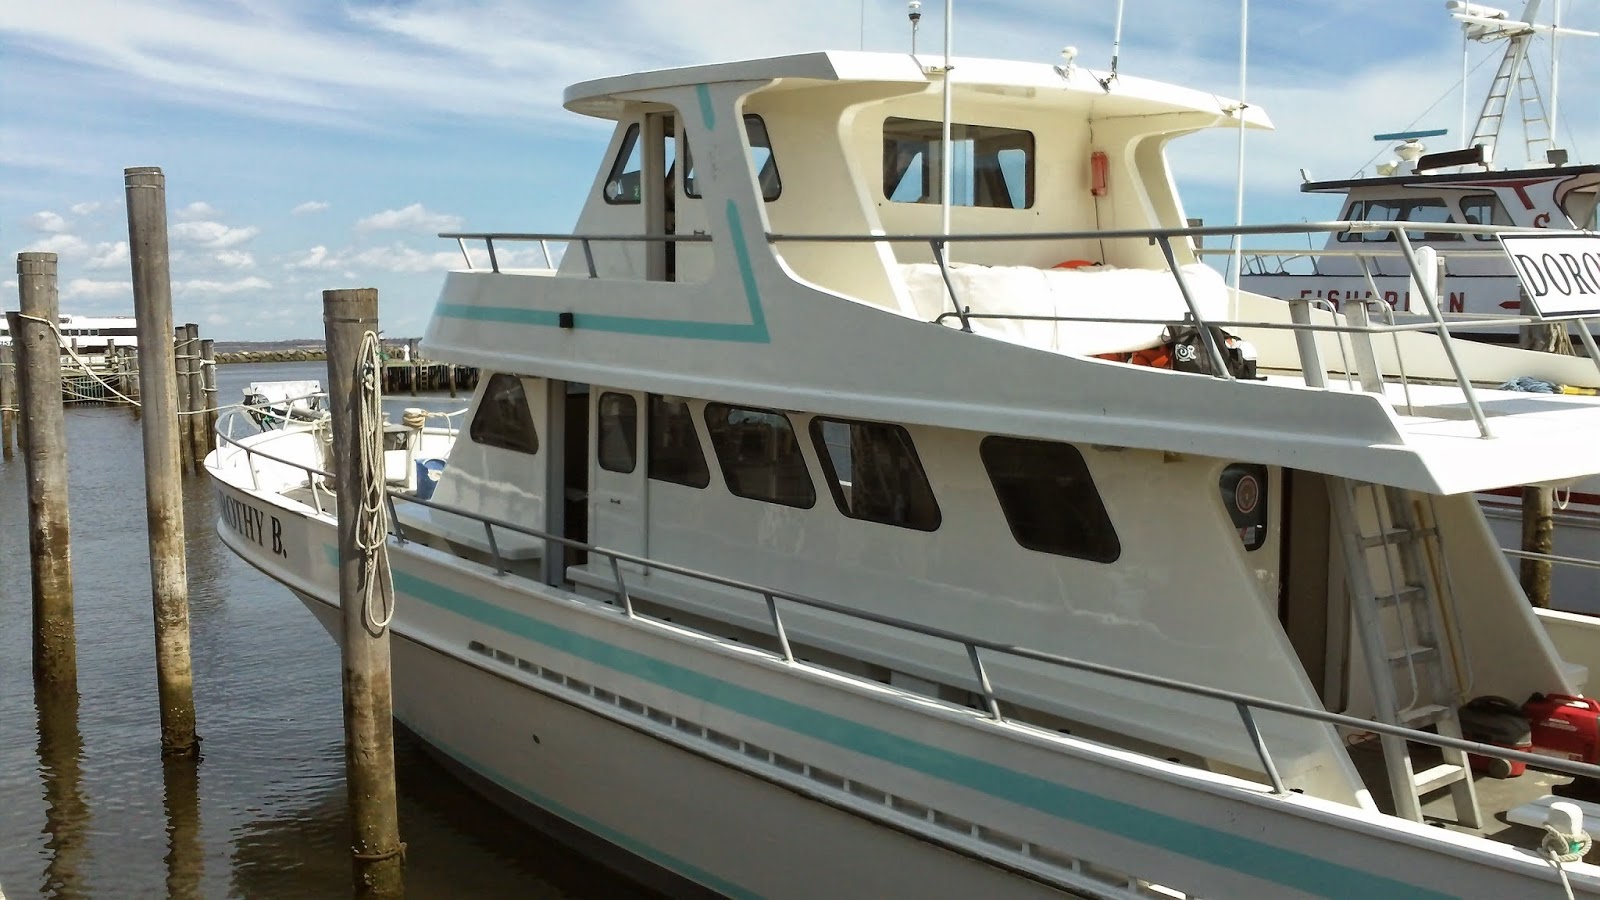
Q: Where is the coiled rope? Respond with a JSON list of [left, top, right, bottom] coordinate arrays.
[[355, 330, 396, 633], [1542, 821, 1591, 900]]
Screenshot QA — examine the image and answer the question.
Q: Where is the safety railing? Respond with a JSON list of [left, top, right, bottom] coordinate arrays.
[[768, 220, 1600, 441], [439, 232, 713, 277], [210, 417, 1600, 799]]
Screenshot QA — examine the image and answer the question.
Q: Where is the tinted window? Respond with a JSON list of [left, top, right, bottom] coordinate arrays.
[[883, 117, 1034, 209], [647, 395, 710, 488], [604, 123, 643, 205], [704, 403, 815, 508], [810, 417, 940, 531], [470, 374, 539, 454], [1338, 197, 1456, 242], [597, 392, 638, 473], [683, 115, 781, 201], [1219, 463, 1268, 551], [980, 436, 1119, 563]]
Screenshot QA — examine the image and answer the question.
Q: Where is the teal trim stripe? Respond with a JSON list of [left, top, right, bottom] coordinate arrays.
[[696, 84, 717, 132], [435, 203, 770, 344], [390, 566, 1452, 900], [413, 725, 760, 899]]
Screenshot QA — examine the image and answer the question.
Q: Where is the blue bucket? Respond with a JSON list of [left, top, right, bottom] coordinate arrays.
[[414, 458, 446, 500]]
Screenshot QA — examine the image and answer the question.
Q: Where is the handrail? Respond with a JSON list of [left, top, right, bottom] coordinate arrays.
[[765, 219, 1546, 243], [440, 231, 714, 276], [210, 421, 1600, 793]]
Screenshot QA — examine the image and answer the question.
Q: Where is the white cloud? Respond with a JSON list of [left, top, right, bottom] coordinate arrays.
[[28, 210, 68, 233], [87, 241, 129, 269], [21, 233, 89, 258], [63, 278, 131, 300], [171, 220, 260, 249], [356, 203, 463, 234], [289, 245, 338, 269], [292, 200, 330, 215], [175, 201, 219, 221], [213, 250, 257, 268], [68, 201, 102, 216], [175, 276, 271, 294], [347, 242, 462, 273]]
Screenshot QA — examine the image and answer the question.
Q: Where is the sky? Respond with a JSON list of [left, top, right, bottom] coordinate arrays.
[[3, 0, 1597, 340]]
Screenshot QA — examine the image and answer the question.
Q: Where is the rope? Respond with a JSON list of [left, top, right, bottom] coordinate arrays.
[[1540, 823, 1589, 900], [356, 330, 396, 633], [10, 312, 216, 416]]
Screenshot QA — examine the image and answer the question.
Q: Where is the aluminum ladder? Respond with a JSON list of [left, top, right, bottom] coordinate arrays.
[[1329, 478, 1482, 827], [1468, 31, 1535, 164]]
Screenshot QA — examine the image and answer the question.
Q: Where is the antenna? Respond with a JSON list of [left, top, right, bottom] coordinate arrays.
[[908, 1, 922, 55], [940, 0, 953, 237], [1101, 0, 1126, 91], [1230, 0, 1249, 297]]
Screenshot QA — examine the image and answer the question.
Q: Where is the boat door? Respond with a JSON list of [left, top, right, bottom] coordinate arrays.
[[590, 388, 647, 572]]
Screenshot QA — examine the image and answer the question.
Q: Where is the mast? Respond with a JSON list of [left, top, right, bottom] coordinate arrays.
[[940, 0, 953, 237]]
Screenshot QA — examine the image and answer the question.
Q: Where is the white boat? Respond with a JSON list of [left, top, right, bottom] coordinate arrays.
[[1239, 1, 1600, 339], [209, 47, 1600, 898], [0, 313, 139, 354], [241, 380, 327, 430]]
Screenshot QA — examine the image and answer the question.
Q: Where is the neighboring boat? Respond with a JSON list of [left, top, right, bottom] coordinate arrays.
[[1239, 0, 1600, 338], [241, 380, 327, 430], [0, 313, 139, 354], [209, 48, 1600, 898]]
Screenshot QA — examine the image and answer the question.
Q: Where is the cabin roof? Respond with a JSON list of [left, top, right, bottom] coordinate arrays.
[[1301, 163, 1600, 195], [563, 50, 1272, 128]]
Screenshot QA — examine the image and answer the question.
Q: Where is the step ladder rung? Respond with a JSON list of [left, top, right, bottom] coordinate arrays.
[[1387, 644, 1439, 663], [1412, 762, 1469, 795], [1398, 703, 1450, 726], [1376, 586, 1427, 607]]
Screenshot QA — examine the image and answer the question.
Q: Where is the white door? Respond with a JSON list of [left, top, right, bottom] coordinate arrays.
[[589, 388, 647, 573]]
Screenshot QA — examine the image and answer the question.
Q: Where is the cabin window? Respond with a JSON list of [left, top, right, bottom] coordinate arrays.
[[683, 115, 782, 201], [1461, 193, 1516, 240], [597, 392, 638, 474], [1338, 197, 1456, 242], [1560, 191, 1599, 233], [883, 117, 1034, 210], [980, 436, 1119, 563], [469, 374, 540, 455], [603, 123, 643, 205], [810, 418, 940, 531], [703, 404, 815, 508], [647, 395, 710, 488], [1219, 463, 1268, 551]]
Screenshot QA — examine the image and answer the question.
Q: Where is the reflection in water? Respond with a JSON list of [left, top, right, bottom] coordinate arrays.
[[35, 686, 87, 899], [162, 755, 204, 899]]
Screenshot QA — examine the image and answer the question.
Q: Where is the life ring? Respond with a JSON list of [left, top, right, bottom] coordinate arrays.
[[1053, 259, 1099, 269]]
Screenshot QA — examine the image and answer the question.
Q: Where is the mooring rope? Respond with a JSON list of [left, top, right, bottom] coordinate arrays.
[[356, 330, 397, 632], [10, 312, 218, 416]]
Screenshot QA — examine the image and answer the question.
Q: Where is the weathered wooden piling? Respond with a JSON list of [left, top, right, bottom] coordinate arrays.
[[13, 253, 78, 689], [407, 338, 420, 397], [173, 326, 195, 473], [184, 323, 208, 468], [125, 166, 199, 755], [162, 754, 204, 896], [1517, 290, 1571, 607], [201, 338, 219, 443], [0, 343, 16, 460], [324, 288, 405, 896]]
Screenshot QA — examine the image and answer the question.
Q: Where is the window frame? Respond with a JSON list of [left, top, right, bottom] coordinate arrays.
[[702, 402, 816, 509], [882, 116, 1035, 210], [602, 122, 643, 206], [683, 114, 782, 202], [468, 373, 541, 455], [979, 435, 1120, 564], [646, 394, 711, 489], [809, 416, 942, 532], [597, 391, 639, 474]]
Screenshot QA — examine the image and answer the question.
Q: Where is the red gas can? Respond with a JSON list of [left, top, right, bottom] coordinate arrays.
[[1524, 693, 1600, 764]]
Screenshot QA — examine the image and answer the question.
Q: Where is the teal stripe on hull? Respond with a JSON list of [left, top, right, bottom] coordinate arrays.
[[382, 562, 1454, 900]]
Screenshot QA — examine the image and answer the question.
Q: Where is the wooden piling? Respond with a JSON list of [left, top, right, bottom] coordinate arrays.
[[172, 326, 195, 473], [324, 288, 405, 896], [1517, 289, 1572, 607], [1, 343, 16, 460], [125, 166, 199, 755], [184, 323, 208, 468], [13, 253, 77, 689], [201, 339, 219, 443]]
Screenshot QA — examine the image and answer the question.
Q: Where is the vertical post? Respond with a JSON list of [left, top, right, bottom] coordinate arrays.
[[125, 166, 199, 756], [1518, 288, 1567, 607], [0, 343, 16, 460], [13, 253, 77, 689], [201, 339, 219, 445], [172, 326, 194, 473], [323, 288, 404, 897], [184, 323, 208, 467], [408, 338, 419, 397], [447, 364, 457, 399]]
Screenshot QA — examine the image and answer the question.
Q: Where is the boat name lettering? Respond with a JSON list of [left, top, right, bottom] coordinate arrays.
[[217, 491, 286, 558], [1500, 234, 1600, 316], [1296, 288, 1468, 314]]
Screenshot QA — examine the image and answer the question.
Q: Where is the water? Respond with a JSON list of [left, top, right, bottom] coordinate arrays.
[[0, 361, 647, 898]]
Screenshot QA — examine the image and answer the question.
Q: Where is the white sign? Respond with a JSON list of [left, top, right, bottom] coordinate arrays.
[[1497, 232, 1600, 317]]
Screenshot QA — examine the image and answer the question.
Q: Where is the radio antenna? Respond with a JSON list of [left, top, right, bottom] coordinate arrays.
[[1101, 0, 1126, 90]]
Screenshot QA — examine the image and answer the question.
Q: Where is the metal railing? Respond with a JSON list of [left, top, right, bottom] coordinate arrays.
[[210, 417, 1600, 800], [439, 231, 713, 277], [767, 220, 1600, 440]]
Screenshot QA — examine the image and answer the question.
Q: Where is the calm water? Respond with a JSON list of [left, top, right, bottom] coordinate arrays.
[[0, 361, 646, 899]]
